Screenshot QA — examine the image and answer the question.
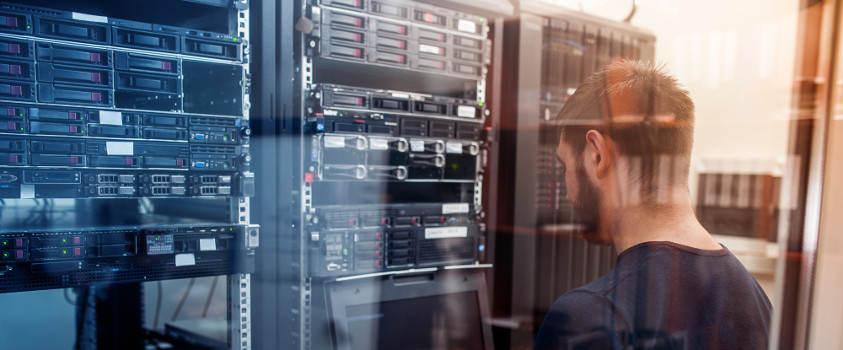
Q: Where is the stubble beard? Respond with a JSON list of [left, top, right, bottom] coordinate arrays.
[[571, 164, 606, 243]]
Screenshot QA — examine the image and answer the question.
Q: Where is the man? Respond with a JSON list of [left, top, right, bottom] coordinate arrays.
[[534, 60, 772, 349]]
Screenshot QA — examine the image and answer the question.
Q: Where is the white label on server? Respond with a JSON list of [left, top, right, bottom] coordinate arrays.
[[20, 185, 34, 199], [199, 238, 217, 251], [106, 142, 134, 155], [369, 138, 389, 150], [425, 226, 468, 239], [248, 231, 259, 248], [457, 19, 477, 33], [456, 106, 476, 118], [419, 44, 443, 55], [99, 111, 123, 125], [324, 135, 346, 148], [446, 142, 463, 154], [72, 12, 108, 23], [391, 93, 410, 99], [410, 140, 425, 152], [175, 253, 196, 267], [442, 203, 470, 214]]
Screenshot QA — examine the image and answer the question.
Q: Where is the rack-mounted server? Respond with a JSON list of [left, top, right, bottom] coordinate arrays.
[[0, 223, 259, 293], [308, 0, 488, 79], [308, 203, 480, 277]]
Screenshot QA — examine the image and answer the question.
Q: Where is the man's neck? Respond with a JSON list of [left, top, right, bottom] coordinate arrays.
[[607, 195, 722, 254]]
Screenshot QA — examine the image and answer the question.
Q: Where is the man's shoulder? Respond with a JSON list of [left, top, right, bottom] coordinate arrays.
[[535, 288, 625, 349], [541, 288, 618, 333], [550, 288, 610, 312]]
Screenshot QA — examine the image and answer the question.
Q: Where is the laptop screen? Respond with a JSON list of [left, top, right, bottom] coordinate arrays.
[[326, 269, 493, 350], [344, 291, 485, 350]]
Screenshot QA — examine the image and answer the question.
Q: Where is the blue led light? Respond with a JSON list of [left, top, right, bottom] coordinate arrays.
[[316, 123, 325, 131], [478, 244, 485, 252], [112, 268, 120, 272]]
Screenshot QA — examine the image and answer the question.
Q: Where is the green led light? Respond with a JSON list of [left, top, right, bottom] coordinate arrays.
[[2, 241, 6, 245], [478, 102, 483, 106], [233, 38, 238, 42], [62, 238, 67, 243], [62, 250, 67, 255], [2, 253, 7, 258], [229, 228, 233, 231], [27, 26, 30, 29], [343, 248, 348, 255]]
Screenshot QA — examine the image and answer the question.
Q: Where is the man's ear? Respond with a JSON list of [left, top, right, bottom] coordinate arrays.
[[585, 130, 612, 179]]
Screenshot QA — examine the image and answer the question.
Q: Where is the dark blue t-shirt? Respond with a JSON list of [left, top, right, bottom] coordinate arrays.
[[535, 241, 771, 350]]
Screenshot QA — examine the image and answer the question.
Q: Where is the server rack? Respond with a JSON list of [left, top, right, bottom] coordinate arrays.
[[280, 0, 510, 349], [491, 3, 656, 348], [0, 0, 257, 349]]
